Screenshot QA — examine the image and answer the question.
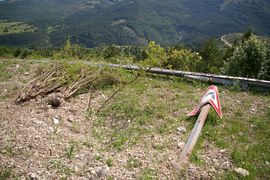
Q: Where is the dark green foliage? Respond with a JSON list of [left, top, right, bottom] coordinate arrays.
[[198, 39, 223, 74], [258, 43, 270, 80], [225, 36, 268, 79], [165, 47, 202, 71], [242, 27, 254, 42], [0, 0, 270, 48], [258, 59, 270, 80], [0, 168, 12, 179], [0, 46, 15, 57], [3, 28, 8, 33], [103, 45, 122, 59]]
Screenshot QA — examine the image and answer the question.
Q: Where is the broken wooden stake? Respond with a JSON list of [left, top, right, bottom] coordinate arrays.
[[172, 85, 222, 168]]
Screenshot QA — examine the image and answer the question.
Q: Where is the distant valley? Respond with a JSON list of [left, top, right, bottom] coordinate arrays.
[[0, 0, 269, 48]]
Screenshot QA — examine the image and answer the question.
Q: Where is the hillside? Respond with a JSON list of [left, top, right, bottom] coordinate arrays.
[[0, 58, 270, 179], [0, 0, 270, 48]]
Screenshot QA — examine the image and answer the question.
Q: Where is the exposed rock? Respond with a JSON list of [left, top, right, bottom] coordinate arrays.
[[220, 149, 226, 153], [95, 166, 109, 178], [47, 94, 61, 108], [52, 117, 59, 124], [177, 142, 185, 149], [239, 132, 243, 136], [67, 117, 74, 122], [234, 167, 249, 177], [177, 127, 187, 134], [29, 172, 40, 180]]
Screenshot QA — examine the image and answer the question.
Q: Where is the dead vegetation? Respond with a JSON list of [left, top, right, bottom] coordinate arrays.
[[15, 62, 141, 116], [15, 63, 99, 103]]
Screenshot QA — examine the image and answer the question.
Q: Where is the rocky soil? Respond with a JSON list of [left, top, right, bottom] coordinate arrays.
[[0, 62, 243, 179]]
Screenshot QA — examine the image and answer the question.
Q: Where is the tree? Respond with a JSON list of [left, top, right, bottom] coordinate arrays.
[[198, 39, 223, 74], [142, 41, 167, 68], [166, 48, 201, 71], [242, 27, 254, 42], [3, 28, 8, 33], [258, 58, 270, 80], [258, 43, 270, 80], [102, 45, 121, 59], [225, 36, 267, 78]]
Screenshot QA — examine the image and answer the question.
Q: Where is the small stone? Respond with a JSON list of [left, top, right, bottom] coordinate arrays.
[[47, 94, 61, 108], [29, 172, 39, 180], [220, 149, 226, 153], [177, 127, 187, 134], [95, 166, 109, 178], [24, 72, 30, 75], [67, 117, 73, 122], [53, 117, 59, 124], [89, 168, 96, 175], [212, 159, 218, 163], [48, 127, 54, 133], [177, 142, 185, 149], [266, 161, 270, 166], [234, 167, 249, 177], [239, 132, 243, 136]]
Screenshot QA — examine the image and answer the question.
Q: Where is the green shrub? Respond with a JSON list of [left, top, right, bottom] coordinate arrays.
[[102, 45, 122, 59], [198, 39, 223, 74], [141, 41, 167, 68], [165, 48, 201, 71], [225, 36, 267, 78]]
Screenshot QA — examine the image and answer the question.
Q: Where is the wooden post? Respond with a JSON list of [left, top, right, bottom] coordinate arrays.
[[172, 104, 211, 168]]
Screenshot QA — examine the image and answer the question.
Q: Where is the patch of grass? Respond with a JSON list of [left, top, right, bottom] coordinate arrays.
[[106, 158, 114, 167], [127, 157, 141, 169], [95, 155, 103, 161], [0, 60, 13, 81], [0, 21, 37, 35], [0, 168, 12, 179], [65, 141, 78, 160], [82, 138, 93, 148], [153, 142, 168, 151], [70, 122, 80, 133], [190, 151, 204, 166], [139, 168, 157, 180], [111, 132, 129, 151], [0, 145, 16, 156], [48, 160, 74, 178], [189, 136, 204, 166], [200, 101, 270, 178]]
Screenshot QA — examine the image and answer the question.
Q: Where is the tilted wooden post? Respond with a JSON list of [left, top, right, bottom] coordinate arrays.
[[172, 85, 222, 168]]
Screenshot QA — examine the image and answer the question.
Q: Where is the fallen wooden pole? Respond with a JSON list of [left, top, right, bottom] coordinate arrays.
[[172, 85, 222, 168], [173, 104, 210, 168]]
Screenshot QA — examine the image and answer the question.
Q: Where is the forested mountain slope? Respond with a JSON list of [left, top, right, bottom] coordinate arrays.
[[0, 0, 269, 48]]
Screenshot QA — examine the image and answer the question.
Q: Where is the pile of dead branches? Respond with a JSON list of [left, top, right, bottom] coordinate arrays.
[[16, 64, 99, 104]]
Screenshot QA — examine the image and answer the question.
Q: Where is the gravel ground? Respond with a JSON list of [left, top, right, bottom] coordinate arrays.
[[0, 62, 234, 179]]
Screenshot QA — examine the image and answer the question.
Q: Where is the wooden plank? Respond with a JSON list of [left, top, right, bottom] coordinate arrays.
[[172, 104, 211, 168]]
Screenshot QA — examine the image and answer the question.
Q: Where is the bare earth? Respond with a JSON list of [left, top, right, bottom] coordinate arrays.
[[1, 61, 268, 179]]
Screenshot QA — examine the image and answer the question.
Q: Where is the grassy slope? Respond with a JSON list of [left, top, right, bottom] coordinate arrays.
[[0, 21, 37, 35], [0, 58, 269, 179]]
